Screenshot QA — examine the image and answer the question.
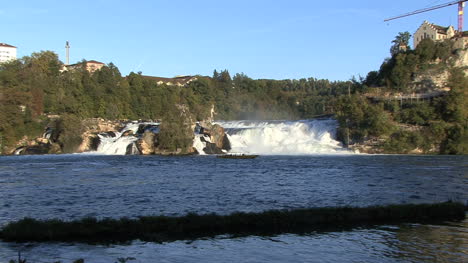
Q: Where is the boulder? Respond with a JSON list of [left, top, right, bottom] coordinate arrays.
[[203, 142, 224, 154], [198, 123, 231, 153], [77, 133, 101, 152], [136, 131, 156, 155], [126, 143, 140, 155], [14, 142, 62, 155], [122, 130, 134, 137]]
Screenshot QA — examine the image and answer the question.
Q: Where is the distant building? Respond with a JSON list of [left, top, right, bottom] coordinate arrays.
[[142, 75, 198, 87], [63, 60, 105, 73], [413, 21, 455, 48], [0, 43, 17, 63]]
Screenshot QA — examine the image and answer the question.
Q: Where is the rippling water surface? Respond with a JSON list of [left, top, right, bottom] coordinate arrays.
[[0, 154, 467, 262]]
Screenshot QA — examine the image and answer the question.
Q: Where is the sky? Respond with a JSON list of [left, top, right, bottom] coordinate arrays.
[[1, 0, 464, 81]]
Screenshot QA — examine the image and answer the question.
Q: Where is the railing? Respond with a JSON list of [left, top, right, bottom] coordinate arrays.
[[366, 90, 448, 101]]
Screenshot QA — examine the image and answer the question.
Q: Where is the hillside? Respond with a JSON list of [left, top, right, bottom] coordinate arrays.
[[0, 35, 466, 155], [0, 52, 354, 154], [335, 37, 468, 154]]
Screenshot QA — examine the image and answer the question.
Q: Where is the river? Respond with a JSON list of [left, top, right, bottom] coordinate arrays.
[[0, 154, 466, 262]]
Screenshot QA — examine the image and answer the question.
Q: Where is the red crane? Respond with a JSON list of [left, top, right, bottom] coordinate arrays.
[[384, 0, 467, 33]]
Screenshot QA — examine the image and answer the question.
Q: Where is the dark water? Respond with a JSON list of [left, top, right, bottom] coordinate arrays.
[[0, 154, 467, 262]]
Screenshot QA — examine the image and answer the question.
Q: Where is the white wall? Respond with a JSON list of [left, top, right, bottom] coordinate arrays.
[[0, 45, 17, 63]]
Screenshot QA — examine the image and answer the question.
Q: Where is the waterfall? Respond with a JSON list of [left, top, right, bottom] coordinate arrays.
[[95, 122, 159, 155], [93, 119, 350, 155], [215, 119, 351, 155], [192, 134, 211, 155]]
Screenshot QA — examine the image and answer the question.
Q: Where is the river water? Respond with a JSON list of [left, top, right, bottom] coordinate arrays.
[[0, 154, 467, 262]]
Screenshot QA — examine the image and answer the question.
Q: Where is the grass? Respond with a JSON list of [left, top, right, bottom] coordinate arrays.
[[0, 202, 465, 244]]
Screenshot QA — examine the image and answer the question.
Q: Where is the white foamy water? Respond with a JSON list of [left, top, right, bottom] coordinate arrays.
[[96, 122, 158, 155], [94, 119, 350, 155], [192, 134, 212, 155], [216, 119, 351, 155]]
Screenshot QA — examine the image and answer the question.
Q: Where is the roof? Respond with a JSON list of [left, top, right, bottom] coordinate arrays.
[[142, 75, 197, 86], [431, 24, 451, 34], [418, 21, 453, 35], [86, 60, 104, 64], [0, 43, 16, 48], [67, 60, 105, 67]]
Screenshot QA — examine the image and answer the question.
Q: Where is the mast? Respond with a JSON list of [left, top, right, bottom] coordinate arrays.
[[385, 1, 466, 34], [459, 1, 465, 32], [65, 41, 70, 65]]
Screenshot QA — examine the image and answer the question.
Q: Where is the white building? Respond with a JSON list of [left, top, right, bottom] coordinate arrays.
[[0, 43, 17, 63], [413, 21, 456, 49]]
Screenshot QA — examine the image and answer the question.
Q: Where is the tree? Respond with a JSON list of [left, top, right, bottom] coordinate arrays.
[[415, 38, 436, 63], [390, 31, 411, 56]]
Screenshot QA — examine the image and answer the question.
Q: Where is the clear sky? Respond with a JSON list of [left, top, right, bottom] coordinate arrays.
[[1, 0, 464, 81]]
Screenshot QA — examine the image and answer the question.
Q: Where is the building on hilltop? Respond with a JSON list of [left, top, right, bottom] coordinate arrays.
[[413, 21, 456, 48], [142, 75, 198, 87], [62, 60, 105, 73], [0, 43, 17, 63]]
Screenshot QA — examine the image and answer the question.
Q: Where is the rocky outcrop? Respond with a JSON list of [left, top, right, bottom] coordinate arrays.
[[411, 49, 468, 91], [136, 131, 156, 155], [78, 119, 122, 152], [14, 138, 62, 155], [195, 122, 231, 154], [10, 114, 231, 156]]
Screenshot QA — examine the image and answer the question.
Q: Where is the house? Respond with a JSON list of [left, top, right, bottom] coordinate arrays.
[[413, 21, 456, 48], [63, 60, 105, 73], [0, 43, 17, 63], [142, 75, 198, 87]]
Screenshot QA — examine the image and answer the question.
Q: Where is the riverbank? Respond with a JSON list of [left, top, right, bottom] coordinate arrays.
[[1, 202, 464, 244]]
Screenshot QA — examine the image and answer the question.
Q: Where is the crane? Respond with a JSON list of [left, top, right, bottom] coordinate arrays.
[[384, 0, 467, 33]]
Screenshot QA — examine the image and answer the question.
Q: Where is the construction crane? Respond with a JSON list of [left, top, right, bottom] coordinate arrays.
[[384, 0, 467, 33]]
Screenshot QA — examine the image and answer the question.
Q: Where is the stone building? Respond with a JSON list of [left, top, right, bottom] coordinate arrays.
[[63, 60, 105, 73], [0, 43, 17, 63], [413, 21, 455, 48]]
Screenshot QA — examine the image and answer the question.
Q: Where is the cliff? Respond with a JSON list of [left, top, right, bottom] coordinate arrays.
[[337, 41, 468, 155]]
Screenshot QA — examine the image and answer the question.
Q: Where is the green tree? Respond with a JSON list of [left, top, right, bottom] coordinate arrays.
[[390, 31, 411, 56]]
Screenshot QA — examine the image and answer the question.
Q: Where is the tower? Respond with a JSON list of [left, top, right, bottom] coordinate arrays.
[[65, 41, 70, 65], [459, 1, 465, 33]]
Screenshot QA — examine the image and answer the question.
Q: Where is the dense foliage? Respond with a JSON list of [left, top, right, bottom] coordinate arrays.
[[0, 33, 466, 154], [364, 38, 456, 92], [0, 52, 352, 153], [336, 33, 468, 154]]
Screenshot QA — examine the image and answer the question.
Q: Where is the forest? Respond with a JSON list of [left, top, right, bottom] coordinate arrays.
[[0, 51, 355, 153], [0, 33, 466, 154]]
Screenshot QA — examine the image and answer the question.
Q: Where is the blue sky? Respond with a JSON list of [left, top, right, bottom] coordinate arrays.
[[1, 0, 463, 80]]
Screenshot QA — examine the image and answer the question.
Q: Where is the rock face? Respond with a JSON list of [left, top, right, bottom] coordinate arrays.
[[412, 49, 468, 91], [202, 123, 231, 151], [10, 115, 231, 156], [14, 138, 62, 155], [136, 131, 156, 155], [196, 122, 231, 154], [78, 118, 122, 152]]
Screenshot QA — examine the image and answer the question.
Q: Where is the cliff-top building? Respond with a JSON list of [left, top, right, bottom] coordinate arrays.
[[63, 60, 105, 73], [0, 43, 17, 63], [142, 75, 198, 87], [413, 21, 456, 48]]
